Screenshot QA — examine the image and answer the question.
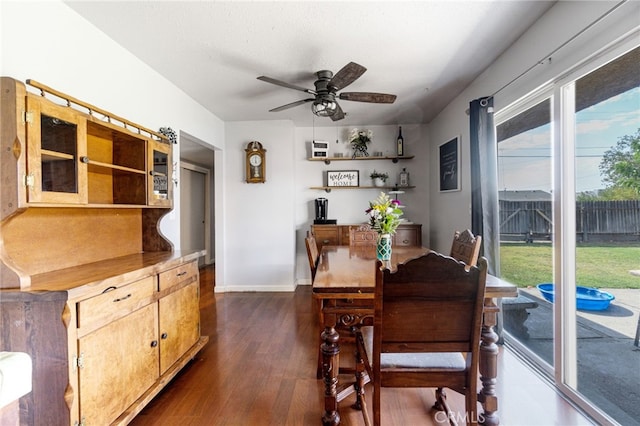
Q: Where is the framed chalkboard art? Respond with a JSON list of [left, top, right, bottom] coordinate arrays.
[[439, 136, 460, 192]]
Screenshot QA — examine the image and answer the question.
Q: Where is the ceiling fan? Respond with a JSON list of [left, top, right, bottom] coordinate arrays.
[[257, 62, 396, 121]]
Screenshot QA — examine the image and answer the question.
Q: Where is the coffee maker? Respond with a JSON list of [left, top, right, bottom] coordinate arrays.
[[314, 198, 336, 224]]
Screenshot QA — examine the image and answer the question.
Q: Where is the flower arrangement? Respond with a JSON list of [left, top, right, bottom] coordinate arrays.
[[349, 128, 373, 158], [366, 192, 403, 236]]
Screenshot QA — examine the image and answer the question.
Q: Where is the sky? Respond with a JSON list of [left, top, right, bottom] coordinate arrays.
[[497, 86, 640, 193]]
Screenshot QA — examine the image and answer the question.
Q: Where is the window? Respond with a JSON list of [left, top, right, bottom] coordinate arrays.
[[496, 46, 640, 425]]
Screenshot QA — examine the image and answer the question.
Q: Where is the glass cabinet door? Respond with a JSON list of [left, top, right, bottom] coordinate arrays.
[[148, 140, 172, 207], [25, 94, 87, 204]]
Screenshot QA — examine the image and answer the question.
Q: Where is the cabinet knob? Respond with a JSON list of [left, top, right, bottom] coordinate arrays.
[[150, 340, 158, 347], [161, 332, 168, 339], [80, 156, 90, 163], [149, 170, 155, 176]]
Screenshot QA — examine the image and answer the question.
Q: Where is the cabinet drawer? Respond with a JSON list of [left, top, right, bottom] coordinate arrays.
[[394, 229, 417, 246], [312, 225, 340, 248], [393, 224, 422, 246], [77, 276, 155, 335], [159, 261, 198, 292]]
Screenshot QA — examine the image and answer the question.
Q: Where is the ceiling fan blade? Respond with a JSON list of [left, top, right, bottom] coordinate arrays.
[[257, 76, 315, 94], [269, 98, 314, 112], [330, 103, 346, 121], [339, 92, 397, 103], [328, 62, 367, 91]]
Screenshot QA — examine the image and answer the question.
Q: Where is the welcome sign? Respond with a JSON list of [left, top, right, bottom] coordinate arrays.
[[327, 170, 359, 187]]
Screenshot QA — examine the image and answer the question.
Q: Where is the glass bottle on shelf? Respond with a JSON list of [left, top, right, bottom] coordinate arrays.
[[396, 126, 404, 156], [399, 168, 410, 187]]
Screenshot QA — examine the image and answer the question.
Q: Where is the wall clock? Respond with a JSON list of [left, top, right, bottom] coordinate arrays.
[[245, 141, 266, 183]]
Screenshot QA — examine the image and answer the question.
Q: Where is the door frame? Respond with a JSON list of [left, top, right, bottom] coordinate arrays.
[[180, 161, 212, 265]]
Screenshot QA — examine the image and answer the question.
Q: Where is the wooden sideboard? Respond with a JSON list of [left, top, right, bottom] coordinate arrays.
[[0, 77, 207, 425], [311, 223, 422, 249], [0, 253, 207, 425]]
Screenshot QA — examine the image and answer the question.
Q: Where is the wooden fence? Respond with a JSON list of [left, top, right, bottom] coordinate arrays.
[[499, 200, 640, 242]]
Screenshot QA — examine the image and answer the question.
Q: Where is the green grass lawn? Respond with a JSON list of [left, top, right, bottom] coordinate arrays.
[[499, 242, 640, 289]]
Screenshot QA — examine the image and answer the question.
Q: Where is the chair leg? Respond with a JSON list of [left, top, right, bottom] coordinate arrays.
[[316, 298, 324, 379], [373, 384, 381, 426], [433, 387, 445, 411], [353, 330, 372, 426], [352, 331, 366, 411], [434, 387, 455, 426], [466, 386, 479, 426]]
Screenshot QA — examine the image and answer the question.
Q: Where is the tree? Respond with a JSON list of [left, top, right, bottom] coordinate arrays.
[[599, 128, 640, 197]]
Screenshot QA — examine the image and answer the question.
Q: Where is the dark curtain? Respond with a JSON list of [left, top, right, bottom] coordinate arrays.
[[469, 97, 500, 276]]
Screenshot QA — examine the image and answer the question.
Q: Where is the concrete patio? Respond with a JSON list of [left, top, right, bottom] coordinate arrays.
[[507, 287, 640, 426]]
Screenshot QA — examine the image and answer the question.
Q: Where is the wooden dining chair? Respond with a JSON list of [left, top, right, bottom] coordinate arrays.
[[354, 252, 488, 426], [450, 229, 482, 267], [305, 231, 320, 281], [305, 232, 324, 377], [349, 224, 378, 247]]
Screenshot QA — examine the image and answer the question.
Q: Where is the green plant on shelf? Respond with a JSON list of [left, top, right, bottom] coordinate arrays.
[[370, 170, 389, 182]]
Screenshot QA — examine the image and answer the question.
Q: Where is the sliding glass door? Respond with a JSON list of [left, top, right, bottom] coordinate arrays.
[[497, 96, 554, 370], [497, 45, 639, 425], [569, 47, 640, 425]]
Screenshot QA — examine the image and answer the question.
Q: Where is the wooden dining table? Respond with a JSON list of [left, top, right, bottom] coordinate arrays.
[[312, 245, 517, 426]]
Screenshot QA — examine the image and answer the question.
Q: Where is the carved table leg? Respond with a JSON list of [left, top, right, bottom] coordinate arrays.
[[321, 319, 340, 426], [478, 298, 500, 426]]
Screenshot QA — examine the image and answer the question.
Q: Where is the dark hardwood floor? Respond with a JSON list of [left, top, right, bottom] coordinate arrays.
[[131, 265, 594, 425]]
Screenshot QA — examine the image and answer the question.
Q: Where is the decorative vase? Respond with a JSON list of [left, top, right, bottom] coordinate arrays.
[[373, 178, 386, 187], [376, 234, 392, 260], [352, 143, 369, 158]]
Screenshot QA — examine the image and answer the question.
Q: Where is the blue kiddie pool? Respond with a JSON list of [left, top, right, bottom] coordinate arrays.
[[537, 283, 615, 311]]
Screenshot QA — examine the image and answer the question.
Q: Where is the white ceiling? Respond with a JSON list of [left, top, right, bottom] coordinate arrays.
[[66, 1, 555, 128]]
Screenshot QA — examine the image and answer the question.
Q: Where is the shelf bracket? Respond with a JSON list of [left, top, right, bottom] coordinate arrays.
[[324, 188, 331, 193], [392, 157, 399, 163], [324, 159, 331, 165]]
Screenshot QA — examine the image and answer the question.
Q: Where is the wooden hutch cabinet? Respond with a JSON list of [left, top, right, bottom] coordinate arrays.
[[0, 77, 207, 425]]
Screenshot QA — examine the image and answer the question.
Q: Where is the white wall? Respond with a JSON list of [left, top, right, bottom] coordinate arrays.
[[0, 0, 225, 250], [0, 1, 429, 292], [293, 124, 430, 284], [3, 1, 635, 292], [427, 0, 640, 253], [221, 120, 296, 291]]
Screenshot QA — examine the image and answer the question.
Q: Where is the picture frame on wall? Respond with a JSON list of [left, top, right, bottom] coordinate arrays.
[[327, 170, 359, 187], [439, 136, 460, 192]]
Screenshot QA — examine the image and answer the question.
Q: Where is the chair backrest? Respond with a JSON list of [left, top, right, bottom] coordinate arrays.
[[449, 229, 482, 267], [373, 252, 487, 356], [349, 224, 378, 247], [305, 232, 319, 281]]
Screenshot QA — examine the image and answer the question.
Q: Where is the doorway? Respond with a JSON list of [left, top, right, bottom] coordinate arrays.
[[179, 132, 215, 267], [180, 162, 210, 266]]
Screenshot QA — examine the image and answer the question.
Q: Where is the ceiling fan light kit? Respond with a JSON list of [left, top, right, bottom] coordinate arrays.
[[311, 99, 337, 117], [257, 62, 396, 121]]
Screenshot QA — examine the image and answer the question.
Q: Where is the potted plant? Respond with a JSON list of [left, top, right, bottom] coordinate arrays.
[[370, 170, 389, 187]]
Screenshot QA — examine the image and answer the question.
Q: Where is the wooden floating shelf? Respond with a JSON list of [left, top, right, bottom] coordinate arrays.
[[310, 186, 415, 193], [308, 155, 414, 164]]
